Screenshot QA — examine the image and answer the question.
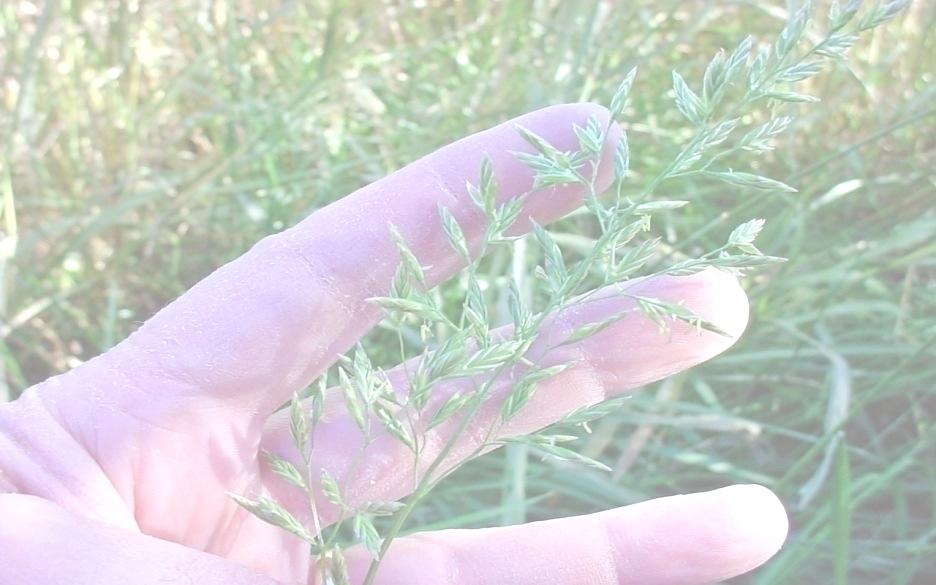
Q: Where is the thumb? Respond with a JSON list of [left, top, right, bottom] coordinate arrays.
[[0, 494, 284, 585]]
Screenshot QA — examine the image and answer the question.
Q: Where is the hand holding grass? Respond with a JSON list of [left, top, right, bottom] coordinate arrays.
[[3, 2, 912, 579], [0, 104, 787, 584]]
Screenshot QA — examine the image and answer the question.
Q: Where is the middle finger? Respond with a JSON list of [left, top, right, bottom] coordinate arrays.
[[259, 269, 749, 525]]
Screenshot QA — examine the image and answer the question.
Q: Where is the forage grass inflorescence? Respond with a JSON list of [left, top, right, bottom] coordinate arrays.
[[233, 2, 909, 583]]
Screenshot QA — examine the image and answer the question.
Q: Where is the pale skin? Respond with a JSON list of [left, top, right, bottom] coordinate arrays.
[[0, 103, 788, 584]]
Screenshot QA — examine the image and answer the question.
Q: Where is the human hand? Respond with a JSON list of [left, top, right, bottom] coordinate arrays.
[[0, 104, 787, 584]]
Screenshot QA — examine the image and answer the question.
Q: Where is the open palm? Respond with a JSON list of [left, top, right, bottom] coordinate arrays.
[[0, 103, 787, 585]]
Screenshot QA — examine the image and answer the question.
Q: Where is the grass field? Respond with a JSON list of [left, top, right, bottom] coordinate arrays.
[[3, 1, 934, 582]]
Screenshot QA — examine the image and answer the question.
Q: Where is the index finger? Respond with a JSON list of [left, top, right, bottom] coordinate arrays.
[[44, 103, 620, 437]]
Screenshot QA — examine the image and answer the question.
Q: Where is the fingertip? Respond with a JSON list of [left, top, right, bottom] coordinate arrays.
[[518, 102, 616, 142], [546, 268, 750, 395], [532, 101, 622, 176], [601, 483, 789, 584], [501, 102, 622, 229], [675, 266, 750, 341], [704, 484, 790, 572], [631, 266, 750, 344]]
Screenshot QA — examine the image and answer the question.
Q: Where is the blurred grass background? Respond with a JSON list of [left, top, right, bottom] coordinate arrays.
[[2, 0, 934, 582]]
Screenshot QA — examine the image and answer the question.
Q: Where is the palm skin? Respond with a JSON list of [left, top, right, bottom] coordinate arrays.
[[0, 103, 787, 585]]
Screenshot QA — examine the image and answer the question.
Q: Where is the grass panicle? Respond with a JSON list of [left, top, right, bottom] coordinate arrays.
[[220, 4, 917, 583]]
